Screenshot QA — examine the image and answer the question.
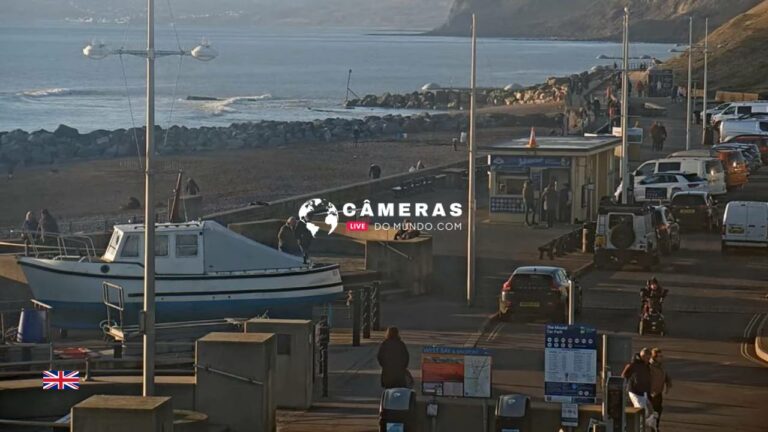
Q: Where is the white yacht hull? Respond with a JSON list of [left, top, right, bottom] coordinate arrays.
[[18, 257, 343, 329]]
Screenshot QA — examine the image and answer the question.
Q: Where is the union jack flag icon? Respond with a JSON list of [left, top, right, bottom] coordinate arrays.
[[42, 370, 80, 390]]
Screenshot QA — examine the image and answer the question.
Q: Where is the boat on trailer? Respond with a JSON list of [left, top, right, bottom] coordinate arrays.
[[17, 221, 343, 329]]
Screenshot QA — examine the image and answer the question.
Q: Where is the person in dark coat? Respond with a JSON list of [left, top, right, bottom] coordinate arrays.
[[558, 183, 572, 223], [185, 178, 200, 196], [277, 217, 301, 256], [377, 327, 410, 389], [542, 179, 558, 228], [368, 164, 382, 179], [352, 127, 361, 148], [39, 209, 59, 242], [294, 219, 313, 262], [622, 348, 653, 416]]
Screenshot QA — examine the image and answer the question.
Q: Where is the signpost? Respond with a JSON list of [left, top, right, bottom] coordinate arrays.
[[421, 346, 492, 398], [544, 324, 598, 404]]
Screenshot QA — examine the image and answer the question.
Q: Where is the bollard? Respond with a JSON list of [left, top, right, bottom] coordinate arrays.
[[352, 289, 361, 347], [84, 357, 93, 381], [316, 316, 330, 398], [113, 342, 123, 359], [371, 281, 381, 331], [362, 286, 371, 339]]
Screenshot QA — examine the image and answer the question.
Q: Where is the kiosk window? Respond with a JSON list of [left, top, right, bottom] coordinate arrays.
[[495, 175, 525, 196]]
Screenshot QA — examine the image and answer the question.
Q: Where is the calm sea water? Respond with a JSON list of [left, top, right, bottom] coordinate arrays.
[[0, 23, 674, 132]]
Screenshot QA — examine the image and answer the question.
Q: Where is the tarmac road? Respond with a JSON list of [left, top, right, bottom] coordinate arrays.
[[480, 170, 768, 431]]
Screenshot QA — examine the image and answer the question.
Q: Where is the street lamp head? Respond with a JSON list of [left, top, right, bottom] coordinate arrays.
[[191, 41, 217, 62], [83, 41, 110, 60]]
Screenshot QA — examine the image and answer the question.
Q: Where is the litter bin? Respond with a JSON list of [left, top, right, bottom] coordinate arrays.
[[379, 388, 416, 432], [582, 222, 596, 253], [495, 394, 531, 431]]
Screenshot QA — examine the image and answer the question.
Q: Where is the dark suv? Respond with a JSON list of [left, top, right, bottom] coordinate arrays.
[[670, 191, 719, 231], [499, 266, 582, 323]]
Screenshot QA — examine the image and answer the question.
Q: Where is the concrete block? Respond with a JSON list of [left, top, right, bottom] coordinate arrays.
[[243, 319, 313, 409], [70, 395, 173, 432], [195, 332, 276, 432]]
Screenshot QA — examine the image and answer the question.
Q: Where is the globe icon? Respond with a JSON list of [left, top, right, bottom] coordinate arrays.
[[298, 198, 339, 237]]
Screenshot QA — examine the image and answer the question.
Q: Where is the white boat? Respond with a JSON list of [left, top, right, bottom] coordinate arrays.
[[18, 221, 343, 329]]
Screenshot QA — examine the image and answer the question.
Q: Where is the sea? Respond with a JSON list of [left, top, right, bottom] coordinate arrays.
[[0, 23, 675, 133]]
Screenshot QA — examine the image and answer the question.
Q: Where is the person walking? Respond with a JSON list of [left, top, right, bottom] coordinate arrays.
[[21, 211, 39, 243], [523, 179, 536, 226], [352, 126, 361, 148], [277, 217, 302, 256], [622, 348, 654, 418], [185, 178, 200, 196], [377, 327, 411, 389], [558, 183, 572, 223], [658, 122, 668, 152], [294, 219, 313, 263], [650, 122, 662, 152], [542, 179, 558, 228], [649, 348, 672, 431]]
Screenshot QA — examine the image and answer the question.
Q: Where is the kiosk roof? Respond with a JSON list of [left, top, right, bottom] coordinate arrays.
[[481, 136, 621, 154]]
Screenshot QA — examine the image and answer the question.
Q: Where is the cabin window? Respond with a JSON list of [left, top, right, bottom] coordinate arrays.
[[121, 234, 140, 258], [176, 234, 198, 257], [155, 235, 169, 257]]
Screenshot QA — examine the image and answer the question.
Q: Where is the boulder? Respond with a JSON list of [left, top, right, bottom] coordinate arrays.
[[54, 124, 79, 139]]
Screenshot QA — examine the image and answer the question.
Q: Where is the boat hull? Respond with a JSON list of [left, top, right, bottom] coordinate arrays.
[[18, 258, 343, 329]]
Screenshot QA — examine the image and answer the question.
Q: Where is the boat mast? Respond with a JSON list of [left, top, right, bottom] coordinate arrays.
[[345, 69, 352, 104], [143, 0, 157, 397]]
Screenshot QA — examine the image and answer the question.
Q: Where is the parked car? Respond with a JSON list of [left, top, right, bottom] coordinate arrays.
[[669, 191, 719, 232], [712, 101, 768, 126], [721, 201, 768, 253], [594, 203, 660, 270], [652, 205, 681, 254], [632, 172, 708, 202], [671, 149, 750, 189], [724, 134, 768, 164], [714, 143, 763, 172], [718, 117, 768, 142], [498, 266, 582, 323], [634, 157, 727, 196]]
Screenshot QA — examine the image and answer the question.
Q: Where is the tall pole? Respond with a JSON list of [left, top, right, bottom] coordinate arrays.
[[466, 14, 477, 307], [701, 17, 709, 145], [686, 17, 693, 150], [620, 8, 630, 204], [143, 0, 156, 397]]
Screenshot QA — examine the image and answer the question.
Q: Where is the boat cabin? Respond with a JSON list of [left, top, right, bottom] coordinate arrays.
[[102, 221, 304, 274]]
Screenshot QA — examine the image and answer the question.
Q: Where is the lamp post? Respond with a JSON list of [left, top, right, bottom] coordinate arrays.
[[686, 17, 693, 150], [466, 14, 477, 307], [83, 0, 216, 396], [702, 17, 709, 145], [620, 7, 630, 204], [670, 17, 710, 148]]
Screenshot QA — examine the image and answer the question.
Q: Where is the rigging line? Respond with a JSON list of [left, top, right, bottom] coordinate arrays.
[[118, 53, 144, 171], [165, 0, 183, 52], [162, 54, 184, 152]]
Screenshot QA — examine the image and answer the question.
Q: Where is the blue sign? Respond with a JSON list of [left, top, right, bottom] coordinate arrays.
[[490, 155, 571, 172], [544, 325, 598, 404]]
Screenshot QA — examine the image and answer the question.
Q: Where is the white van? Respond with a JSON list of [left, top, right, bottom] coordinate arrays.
[[633, 157, 727, 196], [712, 102, 768, 125], [719, 118, 768, 142], [721, 201, 768, 252]]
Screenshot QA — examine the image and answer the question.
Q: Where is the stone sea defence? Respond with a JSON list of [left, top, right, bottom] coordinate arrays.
[[0, 111, 557, 169], [344, 77, 570, 110]]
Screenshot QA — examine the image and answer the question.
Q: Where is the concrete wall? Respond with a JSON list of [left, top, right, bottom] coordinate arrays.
[[0, 378, 195, 419], [195, 332, 277, 432], [243, 319, 314, 409], [365, 237, 433, 295], [405, 397, 644, 431], [229, 219, 366, 256], [205, 159, 479, 226]]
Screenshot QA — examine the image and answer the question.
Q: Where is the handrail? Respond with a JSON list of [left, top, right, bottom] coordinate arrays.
[[0, 419, 69, 429], [376, 241, 412, 261], [195, 363, 264, 386]]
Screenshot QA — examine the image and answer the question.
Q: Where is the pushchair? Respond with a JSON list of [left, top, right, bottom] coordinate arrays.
[[639, 289, 667, 336]]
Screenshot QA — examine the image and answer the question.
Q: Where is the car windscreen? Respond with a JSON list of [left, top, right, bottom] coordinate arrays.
[[671, 195, 705, 206], [682, 173, 706, 182], [511, 273, 553, 290]]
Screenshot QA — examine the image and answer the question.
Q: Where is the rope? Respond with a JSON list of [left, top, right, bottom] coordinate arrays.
[[118, 53, 144, 171], [161, 0, 184, 154]]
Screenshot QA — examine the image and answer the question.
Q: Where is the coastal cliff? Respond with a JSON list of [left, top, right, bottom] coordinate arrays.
[[430, 0, 761, 42], [664, 0, 768, 92]]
